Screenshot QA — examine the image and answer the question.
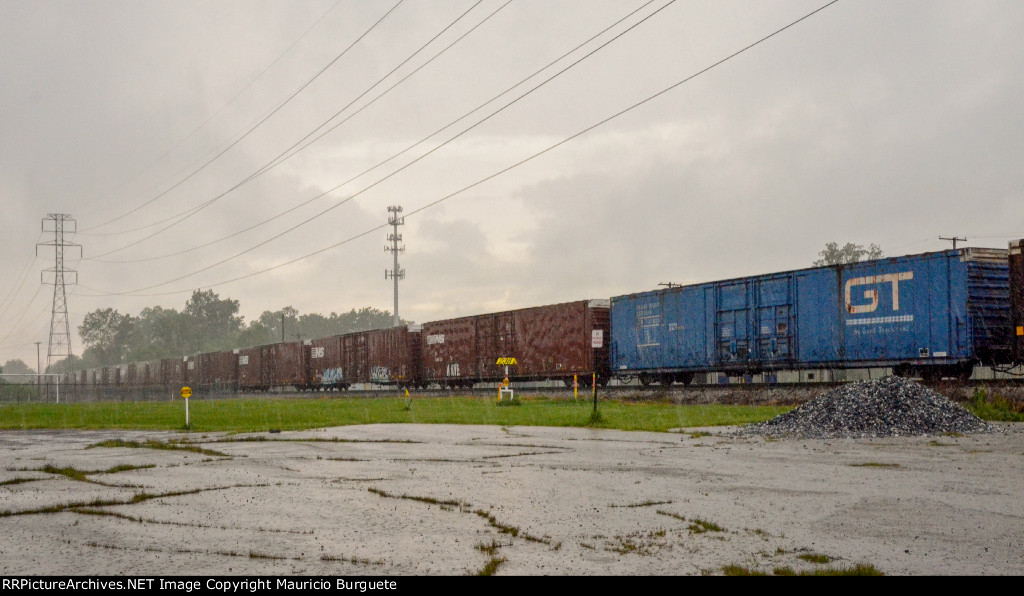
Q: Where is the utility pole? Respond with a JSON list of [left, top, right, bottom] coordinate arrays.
[[940, 236, 966, 249], [37, 214, 80, 372], [385, 206, 405, 328]]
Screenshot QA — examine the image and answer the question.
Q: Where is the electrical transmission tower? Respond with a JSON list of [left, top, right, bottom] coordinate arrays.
[[385, 206, 405, 328], [37, 214, 80, 370]]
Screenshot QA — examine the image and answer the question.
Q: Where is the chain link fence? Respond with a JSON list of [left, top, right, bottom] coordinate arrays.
[[0, 376, 239, 404]]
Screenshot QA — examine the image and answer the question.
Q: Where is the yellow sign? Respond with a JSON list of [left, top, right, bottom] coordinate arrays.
[[180, 386, 192, 399], [496, 357, 517, 366], [1018, 326, 1024, 336]]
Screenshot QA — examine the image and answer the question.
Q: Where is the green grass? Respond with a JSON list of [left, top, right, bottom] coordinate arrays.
[[967, 389, 1024, 422], [0, 396, 790, 433]]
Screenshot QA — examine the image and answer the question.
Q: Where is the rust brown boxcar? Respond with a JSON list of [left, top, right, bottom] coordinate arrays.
[[182, 355, 200, 386], [236, 346, 266, 391], [309, 336, 347, 390], [364, 325, 421, 387], [162, 358, 184, 389], [135, 360, 157, 387], [308, 326, 422, 389], [267, 341, 310, 389], [198, 350, 238, 392], [421, 300, 610, 388], [114, 364, 128, 388]]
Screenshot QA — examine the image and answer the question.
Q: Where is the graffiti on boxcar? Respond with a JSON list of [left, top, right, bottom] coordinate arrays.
[[320, 367, 344, 385], [370, 366, 390, 383]]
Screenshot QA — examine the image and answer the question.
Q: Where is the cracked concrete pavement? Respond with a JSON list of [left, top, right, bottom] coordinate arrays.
[[1, 423, 1022, 575]]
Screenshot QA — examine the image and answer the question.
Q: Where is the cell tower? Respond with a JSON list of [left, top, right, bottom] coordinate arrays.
[[37, 214, 80, 370], [385, 205, 405, 327]]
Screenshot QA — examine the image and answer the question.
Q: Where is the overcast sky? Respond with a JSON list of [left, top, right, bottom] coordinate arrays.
[[2, 0, 1022, 369]]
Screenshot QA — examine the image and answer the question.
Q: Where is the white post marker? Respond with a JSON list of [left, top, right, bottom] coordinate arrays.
[[180, 386, 192, 428]]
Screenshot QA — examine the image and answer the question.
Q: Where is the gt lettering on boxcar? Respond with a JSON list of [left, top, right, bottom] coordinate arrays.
[[845, 272, 913, 314]]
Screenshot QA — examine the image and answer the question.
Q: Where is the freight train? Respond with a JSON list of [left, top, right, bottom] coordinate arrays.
[[56, 242, 1024, 398]]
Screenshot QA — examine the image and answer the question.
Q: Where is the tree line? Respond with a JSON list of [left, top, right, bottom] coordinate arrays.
[[41, 290, 406, 373]]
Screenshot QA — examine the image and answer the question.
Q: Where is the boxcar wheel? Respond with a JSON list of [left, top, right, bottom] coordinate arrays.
[[638, 374, 652, 387]]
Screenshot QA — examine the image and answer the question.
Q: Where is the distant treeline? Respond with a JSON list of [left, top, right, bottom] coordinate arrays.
[[45, 290, 407, 373]]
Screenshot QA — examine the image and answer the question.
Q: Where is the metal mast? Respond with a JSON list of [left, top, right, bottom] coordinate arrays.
[[37, 214, 80, 370], [385, 206, 405, 327]]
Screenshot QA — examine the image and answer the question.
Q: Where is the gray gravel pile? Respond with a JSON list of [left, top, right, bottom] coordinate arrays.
[[743, 375, 992, 439]]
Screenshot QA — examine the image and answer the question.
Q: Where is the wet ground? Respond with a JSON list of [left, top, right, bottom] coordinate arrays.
[[1, 423, 1022, 575]]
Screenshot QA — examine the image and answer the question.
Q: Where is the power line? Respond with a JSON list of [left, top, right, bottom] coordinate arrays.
[[87, 0, 657, 266], [79, 0, 346, 222], [0, 285, 47, 349], [82, 0, 679, 294], [88, 0, 519, 265], [81, 0, 407, 236], [0, 234, 43, 323], [85, 0, 491, 261], [80, 0, 841, 298]]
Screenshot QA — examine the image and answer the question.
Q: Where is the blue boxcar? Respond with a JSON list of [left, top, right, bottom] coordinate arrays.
[[610, 248, 1013, 383]]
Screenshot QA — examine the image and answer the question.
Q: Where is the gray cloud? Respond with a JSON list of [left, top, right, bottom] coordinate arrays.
[[2, 0, 1022, 367]]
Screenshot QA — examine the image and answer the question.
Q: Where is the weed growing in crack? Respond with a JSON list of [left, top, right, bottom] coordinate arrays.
[[612, 500, 673, 508], [475, 557, 506, 576], [723, 563, 883, 576], [687, 519, 724, 534], [87, 439, 230, 457], [367, 487, 465, 508], [655, 510, 686, 522], [0, 478, 40, 486], [248, 551, 286, 560], [476, 540, 503, 556], [320, 554, 385, 566]]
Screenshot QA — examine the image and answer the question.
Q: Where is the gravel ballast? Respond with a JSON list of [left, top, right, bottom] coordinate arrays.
[[743, 375, 992, 439]]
